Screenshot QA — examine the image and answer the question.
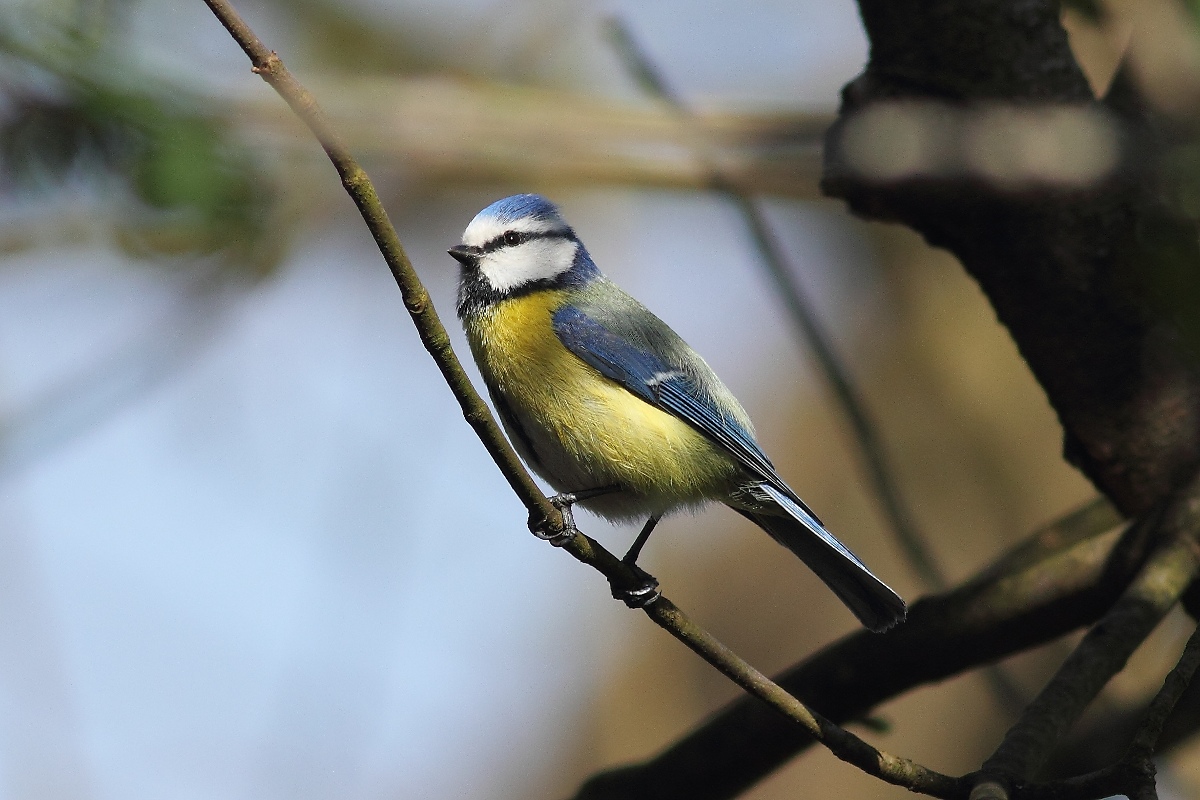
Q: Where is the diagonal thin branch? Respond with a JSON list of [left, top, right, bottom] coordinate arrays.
[[199, 0, 558, 533], [644, 597, 964, 798], [1127, 619, 1200, 761], [604, 15, 946, 591], [980, 470, 1200, 787], [1015, 623, 1200, 800], [571, 496, 1139, 800], [197, 2, 960, 796]]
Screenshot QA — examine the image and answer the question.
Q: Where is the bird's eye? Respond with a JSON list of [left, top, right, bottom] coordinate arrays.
[[503, 231, 521, 246]]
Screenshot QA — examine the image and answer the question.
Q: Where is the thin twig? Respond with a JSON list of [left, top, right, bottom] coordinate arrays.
[[1026, 623, 1200, 800], [572, 498, 1147, 800], [197, 2, 959, 795], [604, 15, 946, 591], [980, 472, 1200, 788], [1017, 628, 1200, 800], [1126, 619, 1200, 761], [199, 0, 558, 532], [646, 597, 965, 797]]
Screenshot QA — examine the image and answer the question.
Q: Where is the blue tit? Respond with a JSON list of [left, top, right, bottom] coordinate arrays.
[[448, 194, 906, 632]]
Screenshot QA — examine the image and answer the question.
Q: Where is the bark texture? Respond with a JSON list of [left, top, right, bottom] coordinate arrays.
[[823, 0, 1200, 516]]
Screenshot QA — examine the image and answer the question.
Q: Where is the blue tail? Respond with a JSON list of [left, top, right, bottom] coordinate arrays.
[[736, 483, 906, 632]]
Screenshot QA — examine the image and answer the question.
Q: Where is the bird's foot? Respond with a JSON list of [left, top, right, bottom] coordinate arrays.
[[610, 563, 661, 609], [530, 486, 622, 547], [530, 493, 580, 547]]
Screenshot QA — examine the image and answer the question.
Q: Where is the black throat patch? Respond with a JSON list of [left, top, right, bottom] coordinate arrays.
[[456, 272, 561, 319]]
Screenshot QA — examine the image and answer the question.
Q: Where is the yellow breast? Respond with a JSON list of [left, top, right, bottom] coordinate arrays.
[[464, 290, 739, 517]]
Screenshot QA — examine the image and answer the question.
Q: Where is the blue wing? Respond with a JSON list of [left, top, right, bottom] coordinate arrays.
[[552, 304, 805, 508], [553, 300, 904, 630]]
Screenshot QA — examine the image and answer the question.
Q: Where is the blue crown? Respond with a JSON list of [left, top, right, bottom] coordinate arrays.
[[478, 194, 564, 225]]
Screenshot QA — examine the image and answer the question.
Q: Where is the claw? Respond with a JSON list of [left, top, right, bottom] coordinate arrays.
[[531, 496, 577, 547], [549, 492, 579, 512], [611, 564, 661, 608], [531, 486, 622, 547]]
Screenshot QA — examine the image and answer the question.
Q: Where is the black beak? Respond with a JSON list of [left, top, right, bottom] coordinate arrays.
[[448, 245, 480, 267]]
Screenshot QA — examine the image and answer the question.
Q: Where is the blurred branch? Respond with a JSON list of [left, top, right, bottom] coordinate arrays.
[[232, 75, 830, 199], [197, 3, 963, 796], [603, 15, 946, 592], [816, 1, 1200, 797], [973, 497, 1122, 584], [732, 196, 953, 590], [822, 0, 1200, 520], [571, 497, 1139, 800]]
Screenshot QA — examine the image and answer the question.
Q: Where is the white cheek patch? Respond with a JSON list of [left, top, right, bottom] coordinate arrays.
[[479, 238, 579, 293], [462, 215, 565, 248]]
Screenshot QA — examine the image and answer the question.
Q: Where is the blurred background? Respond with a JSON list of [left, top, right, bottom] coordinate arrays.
[[0, 0, 1196, 798]]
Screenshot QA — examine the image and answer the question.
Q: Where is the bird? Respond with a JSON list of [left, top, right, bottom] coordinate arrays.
[[448, 194, 906, 632]]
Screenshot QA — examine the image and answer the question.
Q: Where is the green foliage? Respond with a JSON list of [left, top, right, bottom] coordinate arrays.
[[1185, 0, 1200, 25], [0, 12, 287, 278]]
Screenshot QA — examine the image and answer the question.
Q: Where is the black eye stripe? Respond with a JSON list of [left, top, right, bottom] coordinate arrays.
[[481, 229, 572, 253]]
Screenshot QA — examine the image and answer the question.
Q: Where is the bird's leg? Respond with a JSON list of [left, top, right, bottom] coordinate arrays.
[[531, 484, 621, 546], [612, 515, 661, 608], [622, 515, 660, 566], [533, 487, 661, 608], [549, 484, 623, 509]]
